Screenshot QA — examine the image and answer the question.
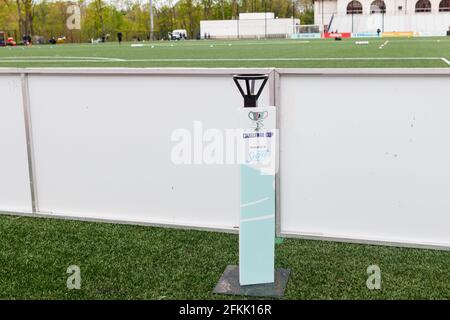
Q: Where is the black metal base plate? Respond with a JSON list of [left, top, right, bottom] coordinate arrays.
[[213, 265, 290, 298]]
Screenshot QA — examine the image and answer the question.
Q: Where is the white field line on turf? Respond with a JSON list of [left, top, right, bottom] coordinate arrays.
[[0, 60, 124, 63], [105, 56, 429, 62], [0, 56, 123, 60], [0, 57, 446, 64], [122, 57, 442, 62], [0, 56, 125, 62], [441, 57, 450, 66], [379, 40, 389, 49], [129, 40, 311, 48]]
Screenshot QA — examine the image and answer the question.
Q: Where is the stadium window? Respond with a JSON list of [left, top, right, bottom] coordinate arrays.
[[439, 0, 450, 11], [347, 1, 363, 14], [415, 0, 432, 12], [370, 0, 386, 13]]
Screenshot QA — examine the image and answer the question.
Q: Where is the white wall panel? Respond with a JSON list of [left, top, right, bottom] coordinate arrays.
[[0, 75, 32, 212], [200, 18, 300, 39], [2, 68, 450, 250], [279, 74, 450, 247], [329, 12, 450, 33], [27, 73, 269, 230]]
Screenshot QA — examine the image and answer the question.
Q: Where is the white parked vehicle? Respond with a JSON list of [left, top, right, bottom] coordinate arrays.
[[169, 29, 187, 40]]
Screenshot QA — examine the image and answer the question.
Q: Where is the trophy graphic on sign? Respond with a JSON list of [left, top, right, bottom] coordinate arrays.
[[248, 110, 268, 131]]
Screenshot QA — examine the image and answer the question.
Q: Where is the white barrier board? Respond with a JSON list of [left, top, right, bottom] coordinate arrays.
[[27, 73, 269, 230], [0, 75, 32, 212], [279, 74, 450, 247], [1, 68, 449, 250]]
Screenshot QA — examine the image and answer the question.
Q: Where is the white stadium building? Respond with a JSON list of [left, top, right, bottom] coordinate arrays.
[[314, 0, 450, 35], [200, 12, 300, 39]]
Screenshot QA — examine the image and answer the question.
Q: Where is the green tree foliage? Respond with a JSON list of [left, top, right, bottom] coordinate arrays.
[[0, 0, 314, 43]]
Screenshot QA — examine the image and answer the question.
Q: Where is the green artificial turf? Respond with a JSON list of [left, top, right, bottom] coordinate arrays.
[[0, 37, 449, 68], [0, 214, 449, 299]]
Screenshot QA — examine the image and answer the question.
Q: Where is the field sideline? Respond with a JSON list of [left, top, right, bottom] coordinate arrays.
[[0, 37, 449, 68]]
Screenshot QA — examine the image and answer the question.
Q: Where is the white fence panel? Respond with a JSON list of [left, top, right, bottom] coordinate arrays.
[[27, 70, 271, 230], [2, 68, 450, 250], [279, 71, 450, 248], [0, 74, 32, 212]]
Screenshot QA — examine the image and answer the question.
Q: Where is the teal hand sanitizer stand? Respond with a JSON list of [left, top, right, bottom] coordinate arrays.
[[213, 74, 290, 298]]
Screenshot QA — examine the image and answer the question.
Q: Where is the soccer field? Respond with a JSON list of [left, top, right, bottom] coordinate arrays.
[[0, 37, 449, 68]]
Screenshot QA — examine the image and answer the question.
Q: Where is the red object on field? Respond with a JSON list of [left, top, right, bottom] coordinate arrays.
[[323, 32, 351, 39], [0, 31, 16, 46], [6, 37, 17, 46]]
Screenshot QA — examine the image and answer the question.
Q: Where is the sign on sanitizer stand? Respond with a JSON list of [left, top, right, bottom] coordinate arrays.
[[239, 106, 276, 285], [213, 74, 289, 298]]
